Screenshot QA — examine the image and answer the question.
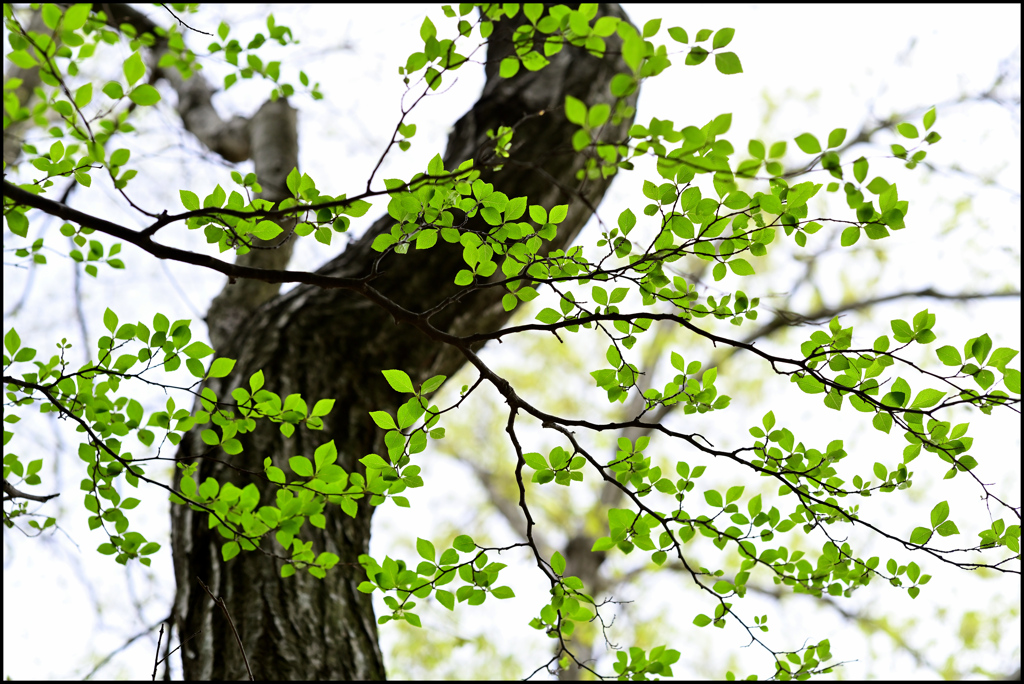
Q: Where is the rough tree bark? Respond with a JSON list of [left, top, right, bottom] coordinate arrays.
[[163, 5, 639, 679]]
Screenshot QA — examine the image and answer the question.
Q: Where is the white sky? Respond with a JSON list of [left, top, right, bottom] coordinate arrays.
[[3, 4, 1020, 680]]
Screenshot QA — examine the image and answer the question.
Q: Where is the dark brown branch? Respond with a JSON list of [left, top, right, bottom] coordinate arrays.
[[3, 477, 58, 503], [3, 180, 365, 291], [151, 622, 164, 682]]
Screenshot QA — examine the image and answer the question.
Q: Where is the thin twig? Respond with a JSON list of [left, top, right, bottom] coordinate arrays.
[[151, 623, 165, 681], [196, 577, 254, 680]]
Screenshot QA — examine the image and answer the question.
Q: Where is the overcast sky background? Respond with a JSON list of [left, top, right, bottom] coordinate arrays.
[[3, 4, 1020, 680]]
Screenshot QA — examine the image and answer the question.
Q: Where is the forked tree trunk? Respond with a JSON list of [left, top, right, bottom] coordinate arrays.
[[170, 5, 638, 678]]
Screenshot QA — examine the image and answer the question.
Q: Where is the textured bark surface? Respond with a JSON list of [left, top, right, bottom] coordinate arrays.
[[170, 5, 638, 679]]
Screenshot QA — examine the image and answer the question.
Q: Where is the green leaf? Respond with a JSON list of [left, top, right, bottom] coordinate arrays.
[[593, 16, 620, 37], [453, 534, 475, 552], [74, 82, 93, 109], [909, 527, 932, 545], [499, 57, 519, 78], [565, 96, 587, 125], [435, 589, 455, 610], [668, 27, 688, 43], [417, 537, 436, 562], [110, 148, 130, 167], [853, 157, 868, 183], [382, 369, 414, 394], [910, 388, 945, 409], [727, 258, 754, 276], [747, 494, 762, 517], [588, 103, 610, 128], [1003, 368, 1020, 394], [642, 18, 661, 38], [312, 399, 335, 417], [551, 551, 566, 575], [492, 586, 515, 599], [923, 107, 937, 131], [714, 51, 742, 75], [987, 347, 1018, 371], [897, 122, 919, 139], [208, 357, 236, 378], [872, 413, 892, 434], [685, 46, 710, 66], [129, 84, 161, 106], [4, 328, 21, 354], [183, 341, 214, 359], [873, 462, 888, 481], [794, 133, 821, 154], [63, 3, 91, 31], [536, 308, 561, 325], [248, 220, 282, 241], [622, 30, 645, 72], [935, 345, 962, 366], [180, 190, 199, 211], [123, 51, 145, 86], [420, 16, 436, 41], [827, 128, 847, 148], [891, 319, 913, 340], [930, 501, 949, 527], [712, 27, 734, 49], [840, 226, 860, 247], [523, 452, 547, 470], [969, 333, 992, 365], [725, 485, 744, 504], [222, 541, 240, 561], [369, 411, 396, 430], [49, 140, 65, 163], [289, 456, 313, 477], [529, 205, 547, 224]]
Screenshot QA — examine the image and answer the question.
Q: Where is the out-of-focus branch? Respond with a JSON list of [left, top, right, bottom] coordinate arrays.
[[786, 62, 1020, 187], [753, 287, 1021, 339], [640, 562, 944, 674]]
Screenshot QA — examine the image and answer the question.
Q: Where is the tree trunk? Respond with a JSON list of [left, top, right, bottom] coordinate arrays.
[[170, 5, 638, 678]]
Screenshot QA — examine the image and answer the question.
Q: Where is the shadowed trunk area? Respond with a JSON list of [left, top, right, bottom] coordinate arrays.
[[171, 6, 638, 678]]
